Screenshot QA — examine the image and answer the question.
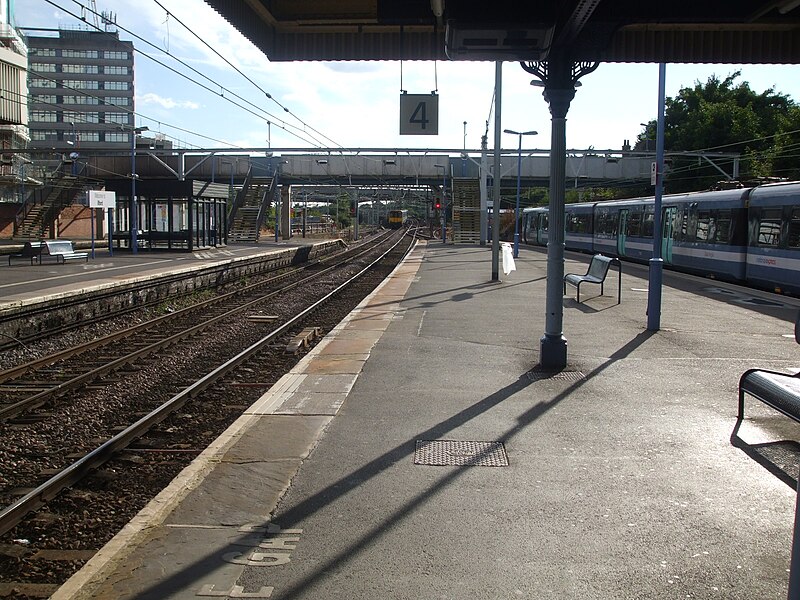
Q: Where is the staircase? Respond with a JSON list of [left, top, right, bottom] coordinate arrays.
[[228, 175, 274, 243], [15, 175, 82, 240]]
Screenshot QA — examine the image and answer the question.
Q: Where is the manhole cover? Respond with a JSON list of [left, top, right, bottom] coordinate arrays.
[[527, 370, 585, 382], [414, 440, 509, 467]]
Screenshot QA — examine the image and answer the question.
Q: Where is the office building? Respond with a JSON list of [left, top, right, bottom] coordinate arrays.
[[25, 28, 134, 152]]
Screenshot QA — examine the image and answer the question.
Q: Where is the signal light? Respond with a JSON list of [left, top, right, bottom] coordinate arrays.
[[435, 201, 441, 210]]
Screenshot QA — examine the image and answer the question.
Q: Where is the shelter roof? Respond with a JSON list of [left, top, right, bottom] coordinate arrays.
[[203, 1, 800, 64]]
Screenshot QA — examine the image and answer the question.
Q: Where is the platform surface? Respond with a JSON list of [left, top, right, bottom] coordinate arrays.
[[39, 241, 800, 600]]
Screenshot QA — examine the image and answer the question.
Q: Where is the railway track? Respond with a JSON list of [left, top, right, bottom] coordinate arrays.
[[0, 228, 416, 595], [0, 231, 395, 421]]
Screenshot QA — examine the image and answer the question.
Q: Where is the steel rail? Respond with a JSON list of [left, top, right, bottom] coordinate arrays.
[[0, 229, 413, 538], [0, 232, 396, 420]]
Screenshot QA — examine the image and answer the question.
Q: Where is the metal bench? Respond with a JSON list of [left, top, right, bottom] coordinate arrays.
[[563, 253, 621, 303], [738, 315, 800, 423], [7, 241, 43, 266], [40, 240, 89, 264]]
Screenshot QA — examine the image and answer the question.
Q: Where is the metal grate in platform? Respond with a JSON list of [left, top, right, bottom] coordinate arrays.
[[526, 370, 585, 382], [414, 440, 509, 467]]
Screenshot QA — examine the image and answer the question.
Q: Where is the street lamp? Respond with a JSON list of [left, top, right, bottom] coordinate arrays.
[[640, 123, 650, 153], [434, 163, 447, 243], [130, 125, 149, 253], [503, 128, 538, 258]]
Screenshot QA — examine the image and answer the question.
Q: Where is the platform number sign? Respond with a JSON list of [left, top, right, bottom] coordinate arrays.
[[89, 190, 116, 209], [400, 93, 439, 135]]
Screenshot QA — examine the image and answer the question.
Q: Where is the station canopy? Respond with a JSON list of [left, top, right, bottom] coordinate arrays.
[[203, 1, 800, 64]]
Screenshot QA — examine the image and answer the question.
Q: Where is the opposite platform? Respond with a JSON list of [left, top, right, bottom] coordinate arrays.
[[54, 242, 800, 599]]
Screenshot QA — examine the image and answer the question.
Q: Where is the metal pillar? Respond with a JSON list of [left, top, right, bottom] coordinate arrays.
[[480, 134, 488, 246], [281, 186, 291, 240], [647, 63, 667, 332], [522, 57, 599, 370], [491, 61, 503, 282]]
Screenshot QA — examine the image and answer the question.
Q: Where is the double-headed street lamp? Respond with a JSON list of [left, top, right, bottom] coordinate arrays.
[[503, 128, 538, 258]]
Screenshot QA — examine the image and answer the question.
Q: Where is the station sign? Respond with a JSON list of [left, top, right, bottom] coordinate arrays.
[[400, 93, 439, 135], [89, 190, 117, 209]]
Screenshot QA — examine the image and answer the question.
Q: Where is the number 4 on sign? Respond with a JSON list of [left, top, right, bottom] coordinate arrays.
[[399, 93, 439, 135]]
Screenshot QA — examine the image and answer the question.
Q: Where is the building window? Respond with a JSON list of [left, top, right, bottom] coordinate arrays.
[[30, 111, 57, 122], [104, 65, 129, 75], [62, 96, 100, 105], [80, 131, 100, 142], [104, 50, 129, 60], [62, 64, 99, 74], [30, 48, 56, 57], [29, 78, 57, 88], [62, 79, 100, 90], [63, 111, 100, 124], [31, 129, 59, 141], [104, 112, 131, 124], [62, 49, 99, 58], [104, 132, 129, 143], [31, 63, 56, 72], [103, 97, 131, 106], [33, 95, 57, 104], [104, 81, 129, 90]]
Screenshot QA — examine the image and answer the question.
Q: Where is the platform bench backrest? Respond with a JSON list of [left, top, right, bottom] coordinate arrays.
[[22, 241, 43, 256], [587, 254, 613, 281], [43, 240, 75, 255]]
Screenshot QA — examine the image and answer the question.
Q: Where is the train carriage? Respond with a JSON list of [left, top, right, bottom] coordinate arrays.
[[520, 181, 800, 296], [387, 209, 408, 229], [746, 183, 800, 295]]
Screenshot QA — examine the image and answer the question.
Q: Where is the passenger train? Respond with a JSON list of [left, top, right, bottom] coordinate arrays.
[[521, 181, 800, 296], [387, 209, 409, 229]]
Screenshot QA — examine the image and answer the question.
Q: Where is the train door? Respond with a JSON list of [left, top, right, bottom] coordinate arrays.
[[616, 209, 629, 256], [662, 206, 677, 264], [537, 213, 548, 245]]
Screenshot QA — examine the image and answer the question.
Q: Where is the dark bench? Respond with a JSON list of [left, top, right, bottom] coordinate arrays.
[[738, 315, 800, 423], [7, 241, 43, 266], [563, 253, 621, 304], [40, 240, 89, 264]]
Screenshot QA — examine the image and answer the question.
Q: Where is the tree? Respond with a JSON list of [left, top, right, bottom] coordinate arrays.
[[638, 72, 800, 192]]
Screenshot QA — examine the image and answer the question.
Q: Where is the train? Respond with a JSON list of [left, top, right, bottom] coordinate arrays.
[[387, 209, 409, 229], [521, 181, 800, 296]]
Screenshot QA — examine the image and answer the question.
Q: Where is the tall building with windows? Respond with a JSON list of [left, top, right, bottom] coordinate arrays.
[[0, 1, 29, 201], [25, 28, 134, 151]]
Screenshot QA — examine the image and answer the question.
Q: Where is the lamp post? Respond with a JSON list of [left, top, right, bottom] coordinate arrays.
[[130, 125, 148, 253], [640, 123, 650, 153], [434, 163, 447, 243], [503, 128, 538, 258]]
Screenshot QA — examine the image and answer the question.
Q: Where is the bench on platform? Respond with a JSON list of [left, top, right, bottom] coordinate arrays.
[[40, 240, 89, 264], [7, 241, 43, 266], [738, 315, 800, 424], [563, 253, 621, 304]]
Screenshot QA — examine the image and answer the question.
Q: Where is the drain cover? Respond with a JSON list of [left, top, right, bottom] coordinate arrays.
[[527, 370, 585, 382], [414, 440, 509, 467]]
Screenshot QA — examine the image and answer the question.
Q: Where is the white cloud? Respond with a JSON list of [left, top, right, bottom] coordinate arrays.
[[137, 92, 200, 110]]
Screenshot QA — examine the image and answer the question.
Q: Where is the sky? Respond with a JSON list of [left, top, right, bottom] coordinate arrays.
[[13, 0, 800, 154]]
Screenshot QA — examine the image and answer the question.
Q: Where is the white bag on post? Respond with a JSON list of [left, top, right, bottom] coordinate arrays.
[[501, 242, 516, 275]]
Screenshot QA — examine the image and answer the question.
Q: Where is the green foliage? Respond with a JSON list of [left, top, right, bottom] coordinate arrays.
[[335, 192, 352, 228], [638, 72, 800, 192]]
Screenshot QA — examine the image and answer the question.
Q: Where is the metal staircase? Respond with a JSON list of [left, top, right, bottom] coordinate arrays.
[[227, 173, 274, 243], [14, 175, 82, 240]]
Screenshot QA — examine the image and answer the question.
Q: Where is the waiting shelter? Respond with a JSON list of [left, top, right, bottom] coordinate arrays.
[[104, 179, 229, 251]]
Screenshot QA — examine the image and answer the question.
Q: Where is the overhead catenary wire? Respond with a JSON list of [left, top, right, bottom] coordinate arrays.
[[42, 0, 330, 148]]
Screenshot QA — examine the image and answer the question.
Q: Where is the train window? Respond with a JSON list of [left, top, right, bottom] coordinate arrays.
[[627, 211, 642, 237], [714, 210, 732, 244], [696, 210, 711, 241], [789, 208, 800, 249], [641, 207, 654, 238], [757, 209, 782, 247]]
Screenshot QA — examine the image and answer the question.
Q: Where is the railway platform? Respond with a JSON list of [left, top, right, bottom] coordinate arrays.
[[16, 241, 800, 599]]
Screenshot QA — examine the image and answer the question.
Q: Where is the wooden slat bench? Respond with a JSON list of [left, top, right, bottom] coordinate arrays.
[[563, 253, 621, 304]]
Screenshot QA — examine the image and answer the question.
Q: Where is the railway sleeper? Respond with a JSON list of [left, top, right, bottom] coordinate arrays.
[[286, 327, 322, 354]]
